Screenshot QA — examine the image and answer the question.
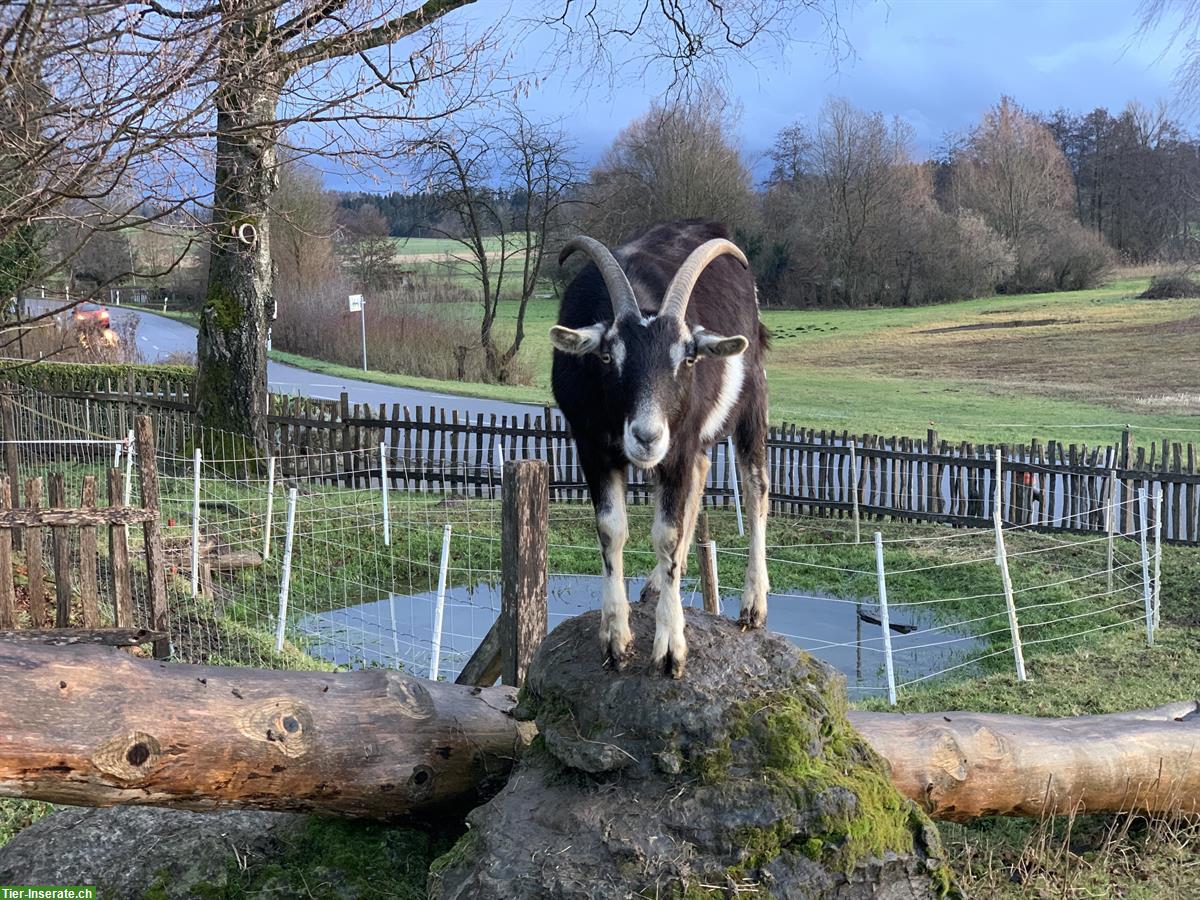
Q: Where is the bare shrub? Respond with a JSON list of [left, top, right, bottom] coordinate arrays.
[[273, 272, 532, 385], [918, 211, 1017, 301], [1139, 271, 1200, 299], [1015, 214, 1115, 292]]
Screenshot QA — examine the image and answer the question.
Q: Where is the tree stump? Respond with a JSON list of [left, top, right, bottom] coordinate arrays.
[[428, 605, 955, 899]]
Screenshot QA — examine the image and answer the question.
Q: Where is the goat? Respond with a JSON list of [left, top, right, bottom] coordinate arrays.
[[550, 220, 770, 678]]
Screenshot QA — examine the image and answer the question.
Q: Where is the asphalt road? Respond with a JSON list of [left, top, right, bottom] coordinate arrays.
[[26, 300, 541, 419]]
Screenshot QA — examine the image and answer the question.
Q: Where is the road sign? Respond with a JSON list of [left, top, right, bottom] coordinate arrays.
[[348, 293, 363, 312]]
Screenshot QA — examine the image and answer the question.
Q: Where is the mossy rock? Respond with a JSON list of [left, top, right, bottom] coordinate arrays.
[[430, 605, 957, 899]]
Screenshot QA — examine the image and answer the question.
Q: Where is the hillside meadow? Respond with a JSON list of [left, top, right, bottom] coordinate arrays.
[[275, 273, 1200, 446]]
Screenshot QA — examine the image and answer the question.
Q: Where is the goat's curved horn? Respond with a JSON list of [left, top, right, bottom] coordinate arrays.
[[660, 239, 749, 321], [559, 236, 640, 321]]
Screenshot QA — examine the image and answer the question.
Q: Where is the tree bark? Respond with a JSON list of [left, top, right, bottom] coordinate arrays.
[[847, 703, 1200, 822], [1, 640, 1197, 822], [195, 5, 280, 450], [0, 641, 530, 820]]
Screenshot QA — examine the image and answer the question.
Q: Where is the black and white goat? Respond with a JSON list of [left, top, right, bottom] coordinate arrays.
[[550, 220, 770, 677]]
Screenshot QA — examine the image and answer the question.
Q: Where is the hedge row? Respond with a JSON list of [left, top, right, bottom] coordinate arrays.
[[0, 361, 195, 395]]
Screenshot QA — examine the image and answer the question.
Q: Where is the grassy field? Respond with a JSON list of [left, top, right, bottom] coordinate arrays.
[[249, 273, 1200, 445], [486, 274, 1200, 442], [1, 476, 1197, 896]]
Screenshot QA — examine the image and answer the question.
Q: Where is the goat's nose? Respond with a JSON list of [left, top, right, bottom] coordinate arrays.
[[632, 423, 662, 445]]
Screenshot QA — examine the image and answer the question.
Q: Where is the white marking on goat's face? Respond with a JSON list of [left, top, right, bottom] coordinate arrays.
[[624, 400, 670, 469], [556, 313, 749, 470]]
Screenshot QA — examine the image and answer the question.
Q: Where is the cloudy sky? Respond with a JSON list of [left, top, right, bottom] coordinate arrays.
[[331, 0, 1188, 190]]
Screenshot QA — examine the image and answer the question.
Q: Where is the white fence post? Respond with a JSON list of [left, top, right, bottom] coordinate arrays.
[[379, 441, 391, 546], [190, 447, 201, 598], [707, 540, 720, 605], [262, 456, 276, 561], [1137, 489, 1153, 647], [122, 428, 135, 506], [849, 443, 861, 544], [274, 488, 299, 654], [727, 435, 744, 537], [994, 448, 1004, 565], [1106, 469, 1117, 593], [428, 523, 453, 681], [993, 509, 1028, 682], [872, 531, 897, 706], [1153, 487, 1163, 632]]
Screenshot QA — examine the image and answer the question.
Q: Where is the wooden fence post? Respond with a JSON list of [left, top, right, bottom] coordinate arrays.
[[49, 472, 71, 628], [78, 476, 100, 628], [500, 459, 548, 688], [24, 477, 44, 627], [134, 416, 170, 659], [0, 476, 14, 628], [107, 468, 133, 629], [1, 392, 21, 551], [696, 512, 720, 614]]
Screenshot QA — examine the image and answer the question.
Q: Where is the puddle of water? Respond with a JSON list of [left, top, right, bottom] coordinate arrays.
[[297, 576, 982, 698]]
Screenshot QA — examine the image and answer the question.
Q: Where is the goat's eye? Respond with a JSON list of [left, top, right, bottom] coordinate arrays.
[[600, 352, 612, 364], [684, 354, 697, 367]]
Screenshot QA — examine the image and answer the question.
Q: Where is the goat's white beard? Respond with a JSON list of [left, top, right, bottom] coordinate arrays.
[[623, 416, 670, 470]]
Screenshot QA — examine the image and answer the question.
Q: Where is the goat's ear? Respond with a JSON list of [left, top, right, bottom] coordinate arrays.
[[694, 331, 749, 358], [549, 324, 605, 356]]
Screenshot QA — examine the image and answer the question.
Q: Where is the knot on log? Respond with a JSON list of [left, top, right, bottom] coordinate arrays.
[[385, 675, 435, 720], [236, 699, 315, 758], [94, 732, 161, 783]]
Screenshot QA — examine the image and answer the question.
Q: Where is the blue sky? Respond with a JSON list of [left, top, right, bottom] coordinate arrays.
[[330, 0, 1187, 190]]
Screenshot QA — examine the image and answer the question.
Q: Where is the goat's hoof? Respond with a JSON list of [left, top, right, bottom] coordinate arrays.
[[603, 643, 634, 671], [656, 650, 686, 679], [638, 580, 660, 604], [650, 637, 687, 679], [600, 624, 633, 671], [737, 608, 766, 631]]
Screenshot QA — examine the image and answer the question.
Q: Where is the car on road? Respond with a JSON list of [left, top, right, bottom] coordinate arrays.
[[72, 302, 111, 328]]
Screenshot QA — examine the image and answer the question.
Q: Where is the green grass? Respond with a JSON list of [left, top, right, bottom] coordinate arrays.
[[266, 349, 551, 406], [158, 469, 1178, 686], [3, 461, 1198, 898], [142, 272, 1200, 449], [0, 798, 53, 849], [268, 275, 1200, 445]]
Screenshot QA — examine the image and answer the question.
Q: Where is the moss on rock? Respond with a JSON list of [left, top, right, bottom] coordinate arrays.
[[431, 605, 958, 899]]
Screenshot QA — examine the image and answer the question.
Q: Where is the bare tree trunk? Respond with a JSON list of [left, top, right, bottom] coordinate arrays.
[[195, 8, 279, 451]]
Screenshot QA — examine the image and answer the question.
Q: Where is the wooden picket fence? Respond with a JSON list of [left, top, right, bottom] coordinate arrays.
[[0, 416, 170, 657], [5, 375, 1199, 544]]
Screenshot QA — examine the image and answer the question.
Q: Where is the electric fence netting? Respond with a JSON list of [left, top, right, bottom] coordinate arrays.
[[0, 384, 1170, 703]]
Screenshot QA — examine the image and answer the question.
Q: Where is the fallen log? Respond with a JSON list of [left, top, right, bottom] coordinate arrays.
[[0, 641, 531, 819], [848, 704, 1200, 821], [1, 640, 1198, 822]]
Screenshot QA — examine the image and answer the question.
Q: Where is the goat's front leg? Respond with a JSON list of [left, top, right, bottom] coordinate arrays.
[[639, 454, 709, 605], [650, 464, 704, 678], [737, 442, 770, 629], [594, 469, 632, 666]]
